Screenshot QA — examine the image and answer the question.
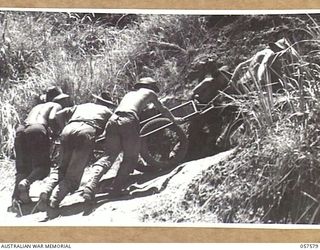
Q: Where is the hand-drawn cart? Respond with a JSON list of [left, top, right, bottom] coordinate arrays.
[[50, 100, 218, 173], [137, 100, 217, 172]]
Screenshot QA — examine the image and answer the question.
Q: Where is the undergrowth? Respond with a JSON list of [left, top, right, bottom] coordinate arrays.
[[0, 11, 205, 158], [181, 16, 320, 224], [1, 10, 320, 224]]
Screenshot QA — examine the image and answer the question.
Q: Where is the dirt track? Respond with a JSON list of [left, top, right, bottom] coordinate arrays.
[[0, 149, 234, 226]]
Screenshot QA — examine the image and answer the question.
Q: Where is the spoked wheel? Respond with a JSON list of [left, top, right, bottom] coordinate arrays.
[[138, 117, 188, 172]]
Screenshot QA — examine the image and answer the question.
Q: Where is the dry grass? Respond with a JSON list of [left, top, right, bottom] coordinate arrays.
[[180, 16, 320, 224], [1, 11, 320, 224], [0, 159, 15, 193], [0, 12, 205, 157]]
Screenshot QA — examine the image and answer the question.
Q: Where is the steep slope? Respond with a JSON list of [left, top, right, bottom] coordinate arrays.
[[0, 150, 234, 225], [1, 12, 320, 225]]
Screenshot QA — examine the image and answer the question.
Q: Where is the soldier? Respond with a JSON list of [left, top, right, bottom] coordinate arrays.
[[83, 77, 184, 201], [12, 86, 70, 206], [39, 93, 114, 209]]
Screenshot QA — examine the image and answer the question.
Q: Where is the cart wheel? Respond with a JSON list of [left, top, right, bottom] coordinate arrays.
[[139, 117, 188, 172]]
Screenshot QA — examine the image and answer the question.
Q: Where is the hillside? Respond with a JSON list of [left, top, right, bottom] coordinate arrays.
[[1, 11, 320, 224], [0, 150, 234, 225]]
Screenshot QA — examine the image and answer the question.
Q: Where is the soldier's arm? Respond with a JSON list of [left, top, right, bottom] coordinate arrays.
[[49, 106, 75, 136], [257, 50, 275, 85], [150, 93, 184, 124], [54, 106, 76, 129], [48, 104, 62, 122], [192, 77, 214, 94], [191, 77, 214, 101], [46, 104, 62, 138]]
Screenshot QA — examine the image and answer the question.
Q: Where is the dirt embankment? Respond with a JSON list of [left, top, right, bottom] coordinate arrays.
[[0, 150, 234, 225]]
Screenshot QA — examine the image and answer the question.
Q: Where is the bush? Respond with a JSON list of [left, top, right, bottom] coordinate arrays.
[[182, 15, 320, 224], [2, 11, 320, 225], [0, 11, 207, 157]]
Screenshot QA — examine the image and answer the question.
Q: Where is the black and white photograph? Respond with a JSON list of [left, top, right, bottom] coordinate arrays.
[[1, 8, 320, 226]]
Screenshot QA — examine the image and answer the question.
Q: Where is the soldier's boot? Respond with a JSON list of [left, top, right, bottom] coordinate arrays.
[[17, 179, 32, 204], [108, 162, 132, 197], [82, 165, 105, 202], [37, 175, 59, 212], [37, 192, 50, 212]]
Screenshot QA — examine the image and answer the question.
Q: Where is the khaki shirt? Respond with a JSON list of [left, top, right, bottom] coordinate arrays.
[[56, 103, 112, 132]]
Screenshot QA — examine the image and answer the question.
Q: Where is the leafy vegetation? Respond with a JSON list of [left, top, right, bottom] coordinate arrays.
[[179, 15, 320, 224], [1, 10, 320, 224], [0, 11, 203, 158]]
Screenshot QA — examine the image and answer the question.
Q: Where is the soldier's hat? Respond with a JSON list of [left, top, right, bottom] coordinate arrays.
[[40, 86, 69, 103], [134, 77, 160, 93], [92, 92, 117, 108], [268, 38, 289, 51]]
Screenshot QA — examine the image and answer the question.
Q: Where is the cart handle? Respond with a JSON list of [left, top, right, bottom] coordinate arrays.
[[140, 100, 197, 126], [140, 121, 174, 138], [140, 110, 202, 138]]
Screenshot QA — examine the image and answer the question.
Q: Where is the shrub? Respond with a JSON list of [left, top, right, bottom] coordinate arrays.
[[0, 11, 206, 157], [182, 15, 320, 224]]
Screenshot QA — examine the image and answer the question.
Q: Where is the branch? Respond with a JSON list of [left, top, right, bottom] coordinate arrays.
[[148, 41, 187, 55]]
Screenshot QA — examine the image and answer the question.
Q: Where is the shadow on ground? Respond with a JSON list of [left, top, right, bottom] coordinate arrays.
[[8, 164, 184, 222]]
